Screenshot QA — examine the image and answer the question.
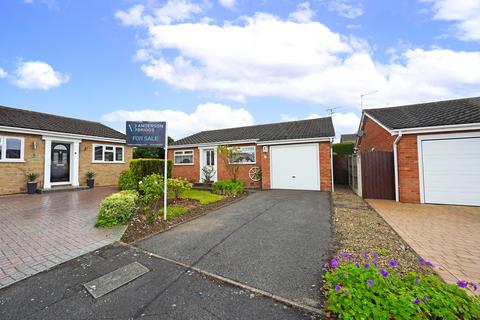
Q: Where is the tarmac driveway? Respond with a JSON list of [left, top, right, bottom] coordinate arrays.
[[138, 190, 333, 308]]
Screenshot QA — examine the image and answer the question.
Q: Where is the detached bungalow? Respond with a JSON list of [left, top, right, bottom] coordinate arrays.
[[0, 105, 132, 195], [168, 117, 335, 191], [356, 97, 480, 206]]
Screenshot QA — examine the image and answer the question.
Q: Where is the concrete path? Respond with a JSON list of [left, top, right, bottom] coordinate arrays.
[[0, 187, 125, 289], [368, 199, 480, 287], [0, 244, 317, 320], [138, 190, 333, 308]]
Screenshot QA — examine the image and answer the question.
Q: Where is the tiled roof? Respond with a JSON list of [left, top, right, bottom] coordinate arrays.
[[172, 117, 335, 146], [364, 96, 480, 130], [0, 105, 125, 140]]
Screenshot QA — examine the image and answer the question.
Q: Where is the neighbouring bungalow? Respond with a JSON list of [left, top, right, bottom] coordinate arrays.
[[0, 105, 132, 195], [168, 117, 335, 191], [340, 134, 357, 143], [356, 96, 480, 206]]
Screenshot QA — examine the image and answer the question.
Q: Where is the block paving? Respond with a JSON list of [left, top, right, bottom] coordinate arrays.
[[0, 187, 125, 289]]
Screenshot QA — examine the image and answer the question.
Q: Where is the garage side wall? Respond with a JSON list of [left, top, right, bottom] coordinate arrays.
[[357, 117, 395, 152], [397, 135, 420, 203]]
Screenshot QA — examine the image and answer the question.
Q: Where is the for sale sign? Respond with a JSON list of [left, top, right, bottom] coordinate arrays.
[[126, 121, 166, 147]]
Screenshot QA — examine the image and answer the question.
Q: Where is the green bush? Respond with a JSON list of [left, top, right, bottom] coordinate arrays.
[[138, 173, 164, 205], [129, 159, 172, 185], [324, 254, 480, 319], [96, 190, 139, 227], [333, 142, 355, 155], [118, 171, 137, 190], [212, 180, 244, 196], [168, 178, 193, 199]]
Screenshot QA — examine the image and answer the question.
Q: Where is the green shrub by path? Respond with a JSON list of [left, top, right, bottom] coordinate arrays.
[[96, 190, 139, 227], [324, 253, 480, 319], [138, 173, 164, 205], [118, 171, 137, 190], [333, 142, 355, 155], [129, 159, 172, 185], [168, 178, 193, 199], [212, 180, 244, 196], [158, 205, 188, 220], [181, 189, 224, 205]]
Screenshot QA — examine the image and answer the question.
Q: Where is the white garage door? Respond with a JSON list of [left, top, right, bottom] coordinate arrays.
[[270, 143, 320, 190], [421, 137, 480, 206]]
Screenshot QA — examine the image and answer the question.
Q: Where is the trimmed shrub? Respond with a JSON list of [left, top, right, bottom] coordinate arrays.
[[129, 159, 172, 185], [324, 253, 480, 319], [96, 190, 139, 227], [212, 180, 244, 196], [118, 171, 137, 190], [138, 173, 164, 205], [333, 142, 355, 155], [167, 178, 193, 199]]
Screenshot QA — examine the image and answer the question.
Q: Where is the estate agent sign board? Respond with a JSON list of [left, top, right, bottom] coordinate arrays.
[[126, 121, 166, 147]]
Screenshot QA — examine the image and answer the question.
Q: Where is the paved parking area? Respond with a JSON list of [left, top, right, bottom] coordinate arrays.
[[367, 199, 480, 286], [138, 190, 333, 308], [0, 187, 125, 289]]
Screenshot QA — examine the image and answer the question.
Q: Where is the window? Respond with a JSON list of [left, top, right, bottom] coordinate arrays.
[[0, 136, 24, 162], [229, 146, 256, 164], [174, 150, 194, 165], [92, 144, 124, 163]]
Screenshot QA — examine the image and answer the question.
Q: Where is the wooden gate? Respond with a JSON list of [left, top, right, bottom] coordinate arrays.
[[361, 151, 395, 200]]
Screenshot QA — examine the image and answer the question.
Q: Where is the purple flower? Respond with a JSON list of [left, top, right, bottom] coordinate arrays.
[[419, 258, 425, 266], [372, 260, 378, 267], [425, 261, 434, 268], [415, 277, 419, 285], [335, 284, 341, 291], [364, 263, 370, 269], [355, 262, 360, 268], [323, 262, 329, 268], [362, 252, 369, 258], [413, 299, 420, 305], [389, 260, 398, 268], [423, 295, 427, 302], [343, 289, 348, 294], [379, 269, 389, 278], [457, 281, 469, 288], [372, 251, 379, 258], [330, 258, 339, 269], [367, 280, 374, 287], [340, 252, 351, 259], [470, 282, 478, 291]]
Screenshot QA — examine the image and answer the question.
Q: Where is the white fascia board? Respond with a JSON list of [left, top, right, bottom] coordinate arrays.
[[169, 139, 259, 149], [0, 125, 126, 143], [392, 122, 480, 135], [258, 137, 333, 146], [363, 113, 394, 135]]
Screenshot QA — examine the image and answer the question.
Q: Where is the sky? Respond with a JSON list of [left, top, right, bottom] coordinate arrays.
[[0, 0, 479, 140]]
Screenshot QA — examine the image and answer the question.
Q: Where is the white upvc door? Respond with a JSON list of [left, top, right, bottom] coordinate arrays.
[[199, 147, 218, 183], [270, 143, 320, 191], [419, 134, 480, 206]]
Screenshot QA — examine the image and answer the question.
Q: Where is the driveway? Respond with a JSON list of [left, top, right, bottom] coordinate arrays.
[[0, 187, 125, 289], [368, 199, 480, 286], [138, 190, 333, 308]]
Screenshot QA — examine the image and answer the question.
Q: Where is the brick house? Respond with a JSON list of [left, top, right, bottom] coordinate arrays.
[[356, 97, 480, 206], [0, 105, 132, 195], [168, 117, 335, 191]]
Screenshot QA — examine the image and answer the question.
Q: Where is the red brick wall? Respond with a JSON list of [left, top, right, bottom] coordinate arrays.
[[217, 145, 262, 189], [357, 116, 395, 152], [168, 148, 200, 183], [319, 142, 332, 191]]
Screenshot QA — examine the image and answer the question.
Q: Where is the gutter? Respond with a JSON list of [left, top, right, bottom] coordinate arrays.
[[393, 132, 403, 202]]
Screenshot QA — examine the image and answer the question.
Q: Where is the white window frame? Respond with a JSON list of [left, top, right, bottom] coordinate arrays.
[[174, 149, 194, 165], [229, 146, 256, 165], [0, 136, 25, 162], [92, 144, 125, 163]]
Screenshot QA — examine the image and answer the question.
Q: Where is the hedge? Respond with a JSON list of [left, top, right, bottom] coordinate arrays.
[[212, 180, 244, 196], [333, 142, 355, 155], [129, 159, 172, 185], [95, 190, 139, 227]]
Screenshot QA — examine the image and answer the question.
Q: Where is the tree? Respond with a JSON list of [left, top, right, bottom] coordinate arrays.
[[133, 136, 175, 159], [217, 145, 240, 181]]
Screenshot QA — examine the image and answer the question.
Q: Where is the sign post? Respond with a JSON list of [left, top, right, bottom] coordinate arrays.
[[126, 121, 169, 220]]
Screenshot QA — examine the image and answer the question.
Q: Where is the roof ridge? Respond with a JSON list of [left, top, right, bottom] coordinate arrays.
[[364, 96, 480, 112]]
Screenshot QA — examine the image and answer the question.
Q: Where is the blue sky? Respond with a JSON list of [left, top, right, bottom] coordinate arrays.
[[0, 0, 479, 139]]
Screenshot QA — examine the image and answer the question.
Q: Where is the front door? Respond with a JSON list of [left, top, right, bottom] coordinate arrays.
[[201, 148, 217, 183], [51, 143, 70, 183]]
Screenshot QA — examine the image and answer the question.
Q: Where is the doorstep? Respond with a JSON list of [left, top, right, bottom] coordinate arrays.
[[37, 186, 90, 194]]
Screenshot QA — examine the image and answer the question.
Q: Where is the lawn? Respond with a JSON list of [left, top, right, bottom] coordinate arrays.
[[180, 189, 224, 205], [159, 205, 189, 219]]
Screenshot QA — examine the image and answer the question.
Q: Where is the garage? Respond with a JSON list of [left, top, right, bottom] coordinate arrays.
[[419, 135, 480, 206], [270, 143, 320, 190]]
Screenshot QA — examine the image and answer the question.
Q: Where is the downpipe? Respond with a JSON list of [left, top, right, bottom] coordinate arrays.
[[393, 132, 402, 202]]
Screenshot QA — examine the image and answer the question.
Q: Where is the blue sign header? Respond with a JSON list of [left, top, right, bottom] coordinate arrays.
[[126, 121, 166, 147]]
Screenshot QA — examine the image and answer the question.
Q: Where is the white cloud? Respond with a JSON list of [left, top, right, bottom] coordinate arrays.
[[280, 112, 361, 138], [115, 0, 203, 26], [102, 102, 254, 140], [289, 2, 315, 23], [328, 0, 364, 19], [424, 0, 480, 41], [118, 6, 480, 108], [0, 68, 7, 78], [13, 61, 69, 90], [218, 0, 235, 9]]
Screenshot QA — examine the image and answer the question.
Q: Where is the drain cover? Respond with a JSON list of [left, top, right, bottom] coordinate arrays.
[[84, 262, 149, 298]]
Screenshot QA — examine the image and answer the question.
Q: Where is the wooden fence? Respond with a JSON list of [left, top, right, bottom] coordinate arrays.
[[360, 151, 395, 200]]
